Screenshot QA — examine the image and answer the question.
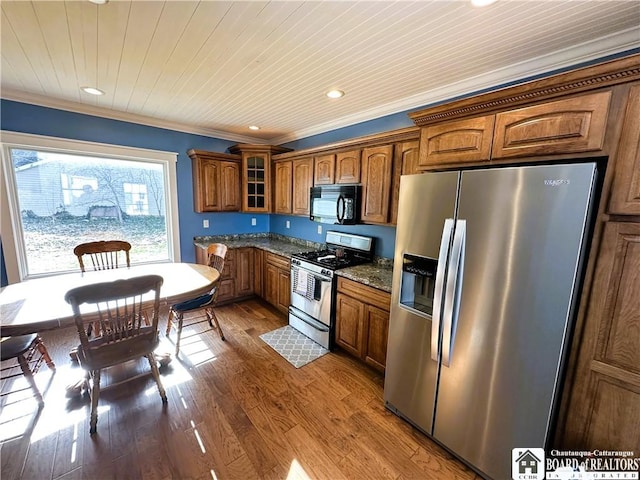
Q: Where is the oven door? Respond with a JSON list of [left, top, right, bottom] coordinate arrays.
[[289, 306, 330, 350], [290, 265, 333, 326]]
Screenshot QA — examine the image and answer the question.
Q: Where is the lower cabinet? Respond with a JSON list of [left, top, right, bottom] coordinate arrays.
[[335, 276, 390, 373], [194, 246, 254, 303], [264, 252, 290, 315]]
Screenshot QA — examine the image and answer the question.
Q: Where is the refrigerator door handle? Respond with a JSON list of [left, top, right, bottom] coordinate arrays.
[[441, 219, 466, 367], [431, 218, 455, 362]]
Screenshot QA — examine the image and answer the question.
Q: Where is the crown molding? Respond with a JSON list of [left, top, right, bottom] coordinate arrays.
[[0, 89, 264, 145]]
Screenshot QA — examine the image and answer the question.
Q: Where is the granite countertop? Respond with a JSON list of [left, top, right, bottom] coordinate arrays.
[[194, 233, 394, 292]]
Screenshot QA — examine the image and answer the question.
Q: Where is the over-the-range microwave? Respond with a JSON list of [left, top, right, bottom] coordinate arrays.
[[309, 184, 361, 225]]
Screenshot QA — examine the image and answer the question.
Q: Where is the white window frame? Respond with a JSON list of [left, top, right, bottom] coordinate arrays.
[[1, 131, 180, 283]]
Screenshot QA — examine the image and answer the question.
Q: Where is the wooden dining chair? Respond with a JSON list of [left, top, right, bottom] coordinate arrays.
[[1, 334, 55, 406], [74, 240, 131, 273], [64, 274, 167, 435], [166, 243, 228, 357]]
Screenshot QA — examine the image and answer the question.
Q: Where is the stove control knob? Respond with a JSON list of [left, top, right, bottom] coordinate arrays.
[[292, 259, 300, 266], [321, 269, 332, 277]]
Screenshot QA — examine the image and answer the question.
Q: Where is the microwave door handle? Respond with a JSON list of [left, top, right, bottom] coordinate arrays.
[[431, 218, 454, 363], [336, 195, 345, 224]]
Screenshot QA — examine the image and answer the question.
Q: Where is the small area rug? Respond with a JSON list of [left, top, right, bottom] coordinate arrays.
[[260, 325, 329, 368]]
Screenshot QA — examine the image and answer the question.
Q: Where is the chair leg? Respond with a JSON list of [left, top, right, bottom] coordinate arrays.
[[34, 335, 56, 370], [206, 307, 225, 341], [165, 309, 174, 336], [175, 312, 184, 356], [89, 370, 101, 435], [146, 354, 168, 404], [17, 354, 43, 405]]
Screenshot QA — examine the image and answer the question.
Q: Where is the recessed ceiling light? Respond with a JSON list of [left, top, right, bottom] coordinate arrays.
[[326, 90, 345, 99], [88, 0, 109, 4], [249, 125, 260, 131], [471, 0, 497, 6], [81, 87, 105, 96]]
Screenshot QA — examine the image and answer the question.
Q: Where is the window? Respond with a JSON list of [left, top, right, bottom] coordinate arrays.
[[1, 132, 180, 281]]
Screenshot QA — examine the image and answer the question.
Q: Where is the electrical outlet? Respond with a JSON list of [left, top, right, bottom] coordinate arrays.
[[251, 217, 257, 226], [317, 225, 322, 235], [286, 220, 290, 229], [203, 219, 209, 228]]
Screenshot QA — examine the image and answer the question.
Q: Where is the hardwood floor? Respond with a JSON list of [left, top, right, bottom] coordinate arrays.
[[1, 299, 480, 480]]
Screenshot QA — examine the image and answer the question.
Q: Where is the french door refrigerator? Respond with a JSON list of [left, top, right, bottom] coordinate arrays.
[[384, 162, 597, 480]]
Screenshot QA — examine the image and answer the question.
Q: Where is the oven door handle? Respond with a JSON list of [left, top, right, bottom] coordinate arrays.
[[289, 306, 330, 332]]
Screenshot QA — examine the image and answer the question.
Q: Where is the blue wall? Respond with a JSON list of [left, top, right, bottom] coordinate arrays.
[[0, 100, 271, 266], [270, 214, 396, 258]]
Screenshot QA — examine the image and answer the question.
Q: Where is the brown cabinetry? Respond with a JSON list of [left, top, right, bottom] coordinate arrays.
[[335, 150, 361, 184], [418, 116, 494, 167], [609, 84, 640, 215], [563, 222, 640, 451], [292, 158, 313, 216], [492, 91, 611, 159], [188, 149, 241, 212], [273, 161, 292, 214], [273, 158, 313, 216], [254, 248, 264, 298], [314, 154, 335, 185], [361, 145, 393, 224], [230, 144, 291, 213], [264, 252, 290, 315], [194, 246, 254, 303], [335, 277, 390, 373], [390, 140, 420, 225]]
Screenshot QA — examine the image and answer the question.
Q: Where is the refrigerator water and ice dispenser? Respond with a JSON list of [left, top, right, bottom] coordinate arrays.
[[399, 253, 437, 316]]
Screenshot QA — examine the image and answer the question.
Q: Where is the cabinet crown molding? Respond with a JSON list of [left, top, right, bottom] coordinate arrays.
[[410, 54, 640, 127]]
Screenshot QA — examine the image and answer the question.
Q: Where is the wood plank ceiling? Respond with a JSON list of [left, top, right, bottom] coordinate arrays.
[[1, 1, 639, 144]]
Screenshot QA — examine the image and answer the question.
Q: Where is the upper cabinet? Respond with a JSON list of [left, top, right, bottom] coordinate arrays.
[[273, 157, 313, 216], [609, 84, 640, 215], [390, 140, 420, 225], [188, 149, 241, 213], [418, 116, 495, 168], [361, 145, 393, 224], [336, 149, 361, 184], [313, 154, 335, 185], [492, 91, 611, 158], [292, 158, 313, 216], [229, 144, 291, 213]]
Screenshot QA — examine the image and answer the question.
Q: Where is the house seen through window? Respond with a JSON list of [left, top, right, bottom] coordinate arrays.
[[4, 142, 176, 278]]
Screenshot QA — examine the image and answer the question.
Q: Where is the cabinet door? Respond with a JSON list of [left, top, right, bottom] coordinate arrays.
[[335, 293, 365, 358], [265, 262, 279, 307], [364, 305, 389, 373], [314, 154, 335, 185], [418, 116, 494, 168], [335, 150, 361, 184], [220, 161, 241, 211], [361, 145, 393, 224], [390, 140, 419, 225], [493, 91, 611, 158], [292, 158, 313, 216], [235, 248, 254, 297], [196, 159, 221, 212], [274, 161, 292, 214], [254, 248, 264, 298], [276, 267, 291, 314], [243, 153, 271, 212], [217, 248, 236, 302], [563, 222, 640, 451], [609, 84, 640, 215]]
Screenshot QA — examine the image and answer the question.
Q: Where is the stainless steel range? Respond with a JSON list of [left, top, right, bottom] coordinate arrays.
[[289, 231, 374, 349]]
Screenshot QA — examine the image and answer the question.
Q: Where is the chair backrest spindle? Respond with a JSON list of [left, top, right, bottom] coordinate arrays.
[[74, 240, 131, 273]]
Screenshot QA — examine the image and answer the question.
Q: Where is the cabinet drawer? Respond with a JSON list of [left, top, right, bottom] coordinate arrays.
[[493, 91, 611, 158], [337, 277, 390, 311], [265, 252, 289, 271]]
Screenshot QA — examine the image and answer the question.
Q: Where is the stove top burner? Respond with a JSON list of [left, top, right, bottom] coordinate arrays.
[[293, 248, 371, 270]]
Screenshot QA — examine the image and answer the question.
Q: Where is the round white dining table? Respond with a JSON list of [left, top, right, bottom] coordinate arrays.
[[0, 262, 219, 336]]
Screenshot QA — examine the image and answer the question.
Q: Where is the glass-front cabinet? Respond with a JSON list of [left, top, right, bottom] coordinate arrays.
[[230, 144, 292, 212]]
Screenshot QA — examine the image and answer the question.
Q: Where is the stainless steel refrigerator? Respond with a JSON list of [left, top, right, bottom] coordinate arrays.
[[384, 162, 597, 480]]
